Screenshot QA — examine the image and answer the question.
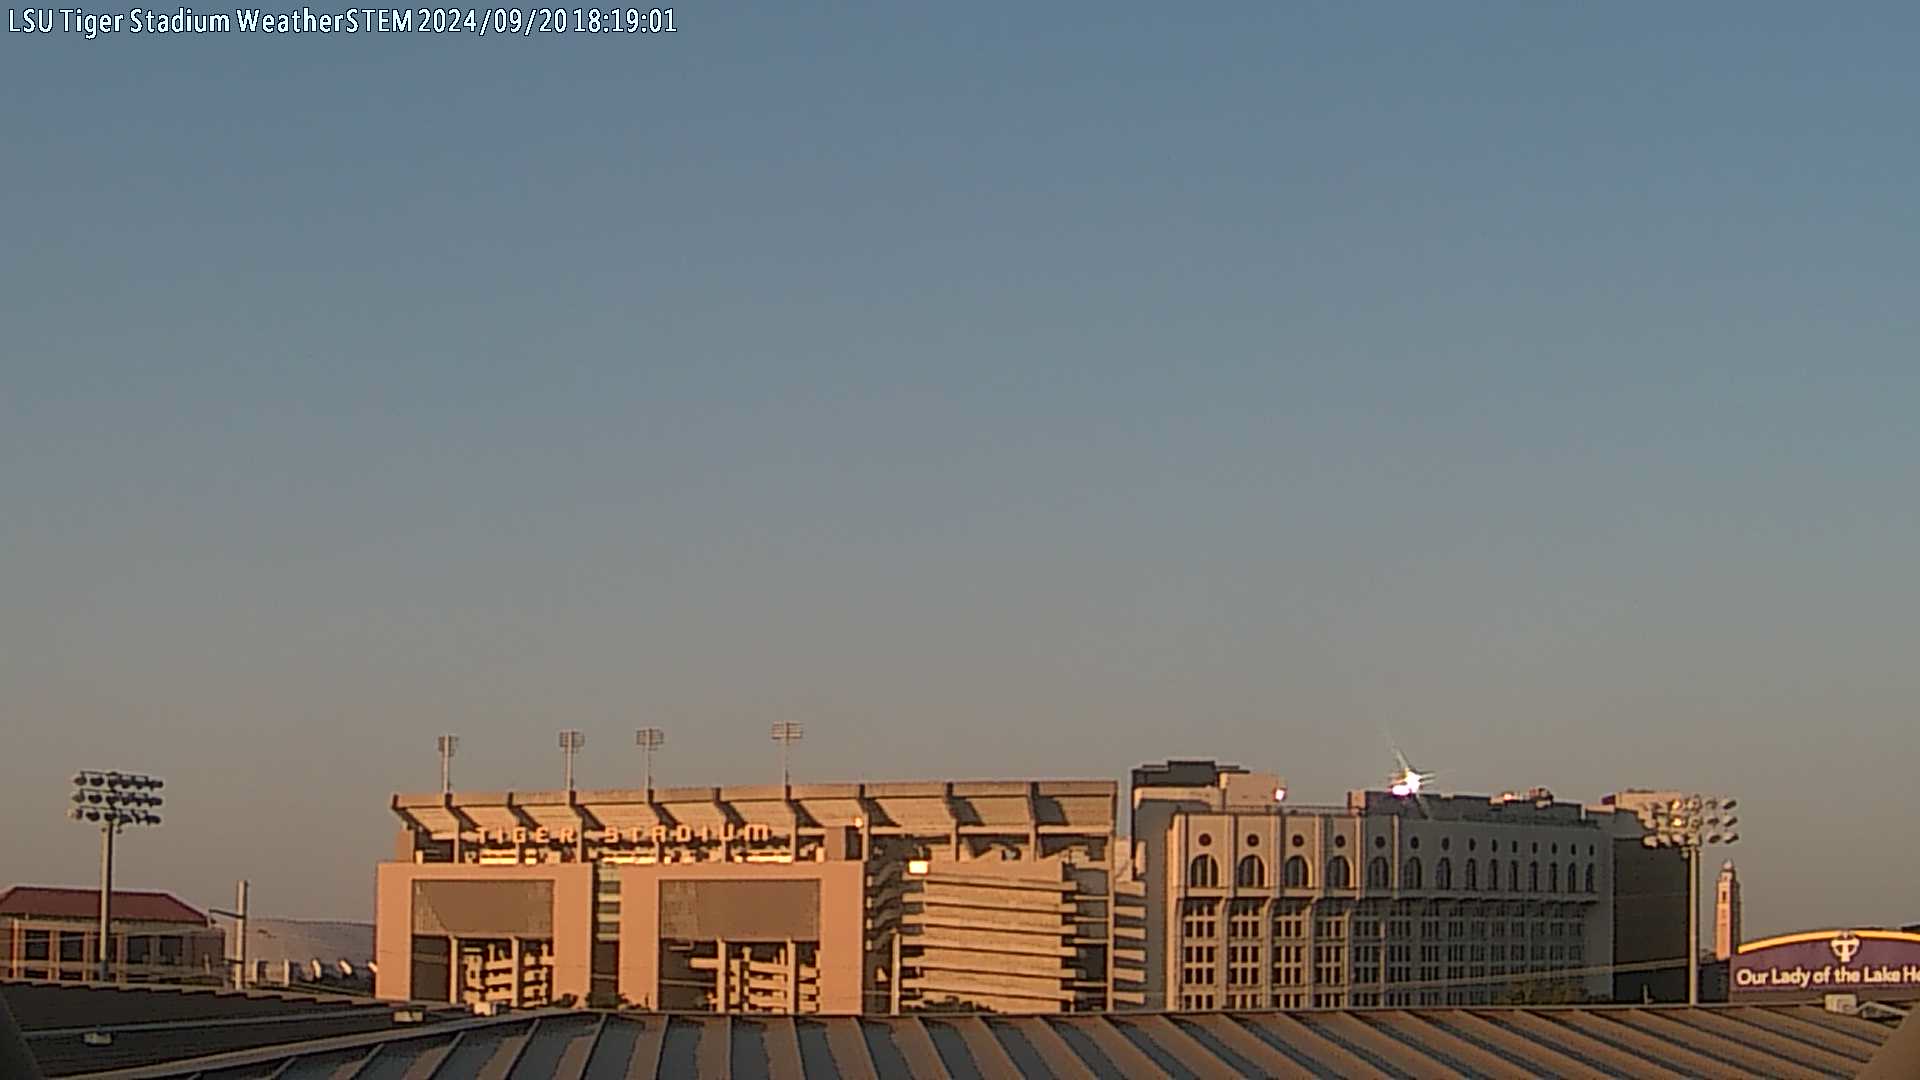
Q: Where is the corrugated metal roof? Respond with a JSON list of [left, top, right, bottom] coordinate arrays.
[[0, 888, 207, 925], [59, 1004, 1904, 1079], [4, 981, 470, 1077]]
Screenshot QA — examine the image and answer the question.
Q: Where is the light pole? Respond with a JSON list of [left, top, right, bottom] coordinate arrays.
[[559, 730, 586, 791], [1636, 794, 1739, 1005], [635, 728, 665, 794], [770, 722, 804, 788], [68, 771, 164, 983], [437, 734, 458, 795]]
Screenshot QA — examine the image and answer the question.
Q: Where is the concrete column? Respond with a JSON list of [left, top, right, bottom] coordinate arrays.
[[786, 938, 799, 1014], [510, 936, 522, 1006]]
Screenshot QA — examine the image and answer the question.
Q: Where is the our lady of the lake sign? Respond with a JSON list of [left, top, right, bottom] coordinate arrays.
[[1732, 929, 1920, 1001]]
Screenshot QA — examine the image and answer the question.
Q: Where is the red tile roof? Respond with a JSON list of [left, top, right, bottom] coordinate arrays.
[[0, 886, 208, 924]]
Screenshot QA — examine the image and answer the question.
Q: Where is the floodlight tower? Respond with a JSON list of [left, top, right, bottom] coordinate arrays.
[[771, 722, 804, 789], [559, 730, 586, 790], [1635, 794, 1739, 1006], [436, 734, 459, 795], [68, 771, 165, 982], [635, 727, 665, 795]]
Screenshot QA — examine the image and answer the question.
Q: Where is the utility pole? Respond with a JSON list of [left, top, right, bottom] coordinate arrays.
[[211, 880, 252, 990]]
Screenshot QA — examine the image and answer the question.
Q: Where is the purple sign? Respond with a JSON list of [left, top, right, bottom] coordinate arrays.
[[1732, 930, 1920, 1000]]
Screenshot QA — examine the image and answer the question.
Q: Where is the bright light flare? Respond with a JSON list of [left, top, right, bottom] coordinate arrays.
[[1389, 769, 1428, 798]]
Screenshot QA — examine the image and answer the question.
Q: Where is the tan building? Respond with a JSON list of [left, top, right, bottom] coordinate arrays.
[[1131, 761, 1625, 1010], [0, 886, 224, 985], [376, 779, 1144, 1014]]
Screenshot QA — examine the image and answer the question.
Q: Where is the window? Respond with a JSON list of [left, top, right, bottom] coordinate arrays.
[[1529, 863, 1540, 893], [1188, 854, 1221, 888], [1435, 858, 1453, 889], [1274, 904, 1307, 940], [1182, 943, 1218, 989], [23, 930, 50, 961], [1566, 862, 1578, 894], [1314, 943, 1347, 986], [1510, 861, 1520, 892], [59, 935, 84, 963], [1585, 864, 1596, 893], [1465, 859, 1478, 890], [1237, 854, 1268, 888], [1275, 944, 1307, 986], [1368, 856, 1391, 889], [1283, 855, 1309, 888], [1549, 863, 1560, 892], [127, 936, 152, 964], [1325, 855, 1351, 889], [1182, 899, 1219, 940], [1228, 943, 1262, 986], [1403, 857, 1423, 889], [1228, 899, 1264, 940]]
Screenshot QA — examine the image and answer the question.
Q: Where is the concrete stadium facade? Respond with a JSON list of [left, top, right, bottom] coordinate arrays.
[[374, 761, 1688, 1016], [377, 779, 1144, 1014]]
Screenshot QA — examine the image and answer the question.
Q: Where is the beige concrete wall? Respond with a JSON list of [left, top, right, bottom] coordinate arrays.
[[373, 862, 595, 1003], [616, 861, 866, 1014]]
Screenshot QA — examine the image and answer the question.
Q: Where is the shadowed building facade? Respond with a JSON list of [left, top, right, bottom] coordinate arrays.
[[376, 780, 1145, 1014]]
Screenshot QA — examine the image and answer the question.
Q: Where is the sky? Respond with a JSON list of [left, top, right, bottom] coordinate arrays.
[[3, 4, 1917, 938]]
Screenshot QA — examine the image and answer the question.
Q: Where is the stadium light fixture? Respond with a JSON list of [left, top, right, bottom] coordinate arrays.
[[558, 730, 586, 791], [68, 770, 165, 982], [1633, 791, 1739, 1006], [635, 727, 666, 795], [771, 722, 804, 789], [436, 734, 458, 796]]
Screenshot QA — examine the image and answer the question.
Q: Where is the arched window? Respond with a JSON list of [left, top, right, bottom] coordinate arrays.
[[1585, 864, 1596, 893], [1326, 855, 1352, 889], [1465, 858, 1478, 891], [1528, 862, 1540, 893], [1435, 857, 1453, 889], [1403, 857, 1423, 889], [1284, 855, 1309, 888], [1549, 863, 1560, 892], [1566, 862, 1578, 894], [1237, 854, 1268, 889], [1367, 856, 1391, 889], [1509, 860, 1520, 891], [1486, 858, 1498, 891], [1188, 854, 1220, 889]]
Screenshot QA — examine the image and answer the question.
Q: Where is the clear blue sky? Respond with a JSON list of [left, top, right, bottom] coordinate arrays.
[[4, 4, 1916, 935]]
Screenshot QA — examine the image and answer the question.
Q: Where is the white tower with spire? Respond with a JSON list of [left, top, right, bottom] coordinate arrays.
[[1714, 860, 1742, 962]]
